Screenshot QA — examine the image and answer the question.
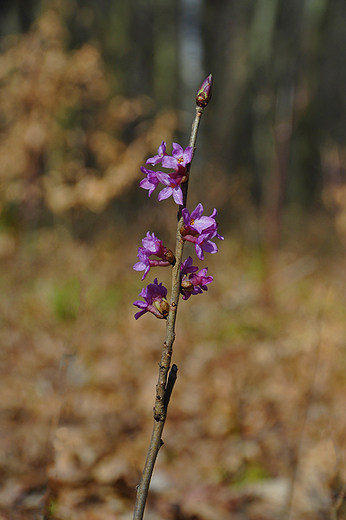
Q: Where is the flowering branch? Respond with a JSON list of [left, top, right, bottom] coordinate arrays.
[[133, 75, 215, 520]]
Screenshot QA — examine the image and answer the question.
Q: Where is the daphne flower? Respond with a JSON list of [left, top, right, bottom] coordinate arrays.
[[133, 232, 175, 280], [180, 256, 198, 276], [133, 248, 153, 280], [139, 167, 184, 204], [141, 232, 166, 255], [183, 230, 218, 261], [195, 231, 220, 260], [180, 257, 213, 300], [146, 141, 167, 166], [139, 167, 161, 197], [133, 278, 169, 319], [180, 204, 223, 259], [161, 143, 193, 171], [140, 143, 192, 205], [158, 176, 184, 205], [181, 203, 220, 235]]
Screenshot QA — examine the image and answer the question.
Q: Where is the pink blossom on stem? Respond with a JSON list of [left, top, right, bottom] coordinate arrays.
[[180, 257, 213, 300], [133, 232, 175, 280], [182, 231, 219, 261], [181, 203, 220, 235], [133, 278, 169, 320], [139, 167, 162, 197], [161, 143, 193, 171], [140, 142, 192, 205], [180, 256, 199, 276], [195, 232, 219, 260], [146, 141, 167, 166], [180, 203, 224, 260], [158, 176, 184, 205]]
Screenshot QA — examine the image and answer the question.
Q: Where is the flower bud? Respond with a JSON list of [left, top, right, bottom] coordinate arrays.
[[153, 298, 170, 319], [196, 74, 213, 107], [181, 280, 194, 292], [179, 225, 189, 237], [164, 248, 176, 265]]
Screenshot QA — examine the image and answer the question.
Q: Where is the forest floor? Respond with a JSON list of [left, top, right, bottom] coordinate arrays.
[[1, 213, 346, 520]]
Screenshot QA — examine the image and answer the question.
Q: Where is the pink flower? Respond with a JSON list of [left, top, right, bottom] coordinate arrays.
[[133, 278, 169, 320], [180, 257, 213, 300], [139, 142, 192, 205], [139, 167, 161, 197], [161, 143, 193, 171], [146, 141, 167, 166], [182, 203, 220, 235], [133, 232, 175, 280], [158, 176, 184, 205], [180, 204, 224, 260]]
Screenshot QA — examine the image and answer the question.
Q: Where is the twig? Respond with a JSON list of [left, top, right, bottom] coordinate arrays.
[[132, 104, 206, 520]]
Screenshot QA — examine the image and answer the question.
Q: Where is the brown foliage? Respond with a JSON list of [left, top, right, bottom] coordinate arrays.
[[0, 7, 178, 219]]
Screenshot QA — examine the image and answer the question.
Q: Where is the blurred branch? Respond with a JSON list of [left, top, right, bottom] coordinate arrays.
[[261, 81, 295, 305]]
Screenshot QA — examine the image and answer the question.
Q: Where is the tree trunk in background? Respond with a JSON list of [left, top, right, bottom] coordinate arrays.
[[202, 0, 252, 173]]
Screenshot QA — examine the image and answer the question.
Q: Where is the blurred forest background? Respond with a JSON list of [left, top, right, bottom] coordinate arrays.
[[2, 0, 346, 519]]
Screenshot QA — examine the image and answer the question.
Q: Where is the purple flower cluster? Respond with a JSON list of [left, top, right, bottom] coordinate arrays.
[[133, 232, 175, 281], [133, 121, 222, 319], [180, 257, 213, 300], [133, 278, 169, 320], [180, 203, 224, 260], [139, 142, 193, 205]]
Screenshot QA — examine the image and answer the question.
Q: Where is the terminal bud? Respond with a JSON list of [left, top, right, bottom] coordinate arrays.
[[196, 74, 213, 107]]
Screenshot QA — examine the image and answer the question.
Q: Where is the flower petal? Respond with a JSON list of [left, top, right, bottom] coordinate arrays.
[[135, 309, 147, 320], [201, 239, 218, 254], [182, 208, 191, 226], [183, 146, 193, 164], [156, 172, 171, 185], [158, 187, 172, 201], [190, 203, 204, 220], [161, 156, 178, 170], [133, 300, 147, 309], [195, 244, 204, 261], [133, 261, 147, 271], [172, 186, 183, 205], [172, 142, 184, 158]]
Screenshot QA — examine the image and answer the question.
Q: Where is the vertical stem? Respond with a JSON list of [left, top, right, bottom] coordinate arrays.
[[133, 106, 204, 520]]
